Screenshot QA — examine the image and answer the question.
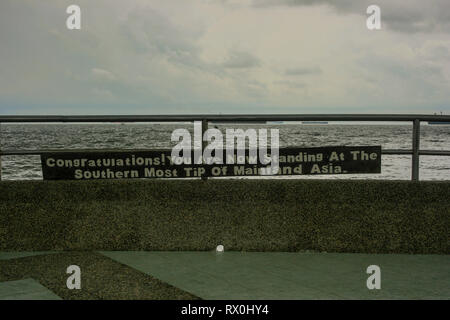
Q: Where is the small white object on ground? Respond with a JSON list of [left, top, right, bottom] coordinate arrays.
[[216, 245, 224, 252]]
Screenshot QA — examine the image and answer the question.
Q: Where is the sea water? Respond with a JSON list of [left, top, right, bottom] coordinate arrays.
[[1, 123, 449, 181]]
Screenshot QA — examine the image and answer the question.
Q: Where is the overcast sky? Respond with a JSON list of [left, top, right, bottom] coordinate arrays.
[[0, 0, 449, 115]]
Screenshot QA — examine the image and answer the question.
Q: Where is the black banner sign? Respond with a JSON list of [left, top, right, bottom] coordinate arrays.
[[40, 146, 381, 180]]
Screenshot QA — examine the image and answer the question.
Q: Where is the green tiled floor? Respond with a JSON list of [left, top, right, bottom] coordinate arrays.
[[0, 278, 61, 300], [1, 251, 448, 299], [100, 251, 450, 300]]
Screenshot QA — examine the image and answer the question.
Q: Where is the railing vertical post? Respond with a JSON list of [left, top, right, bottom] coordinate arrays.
[[0, 122, 2, 181], [201, 119, 208, 181], [412, 119, 420, 181]]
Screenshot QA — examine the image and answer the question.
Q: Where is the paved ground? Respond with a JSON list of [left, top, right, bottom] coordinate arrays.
[[102, 251, 450, 299], [0, 252, 59, 260], [0, 278, 61, 300], [0, 251, 449, 299], [0, 251, 199, 300]]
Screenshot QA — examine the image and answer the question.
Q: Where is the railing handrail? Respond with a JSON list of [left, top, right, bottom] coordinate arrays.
[[0, 114, 450, 123]]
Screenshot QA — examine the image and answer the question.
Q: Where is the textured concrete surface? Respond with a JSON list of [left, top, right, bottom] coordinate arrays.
[[0, 251, 59, 260], [1, 179, 449, 253]]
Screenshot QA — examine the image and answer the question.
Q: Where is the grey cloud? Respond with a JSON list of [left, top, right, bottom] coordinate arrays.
[[222, 50, 261, 69], [356, 53, 448, 102], [426, 46, 450, 61], [119, 7, 203, 67], [252, 0, 450, 33], [274, 80, 307, 89], [117, 6, 234, 78], [1, 0, 449, 114], [91, 68, 117, 82], [285, 67, 322, 76], [360, 54, 445, 80]]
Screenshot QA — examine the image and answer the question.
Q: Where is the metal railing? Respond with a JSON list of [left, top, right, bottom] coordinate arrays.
[[0, 114, 449, 181]]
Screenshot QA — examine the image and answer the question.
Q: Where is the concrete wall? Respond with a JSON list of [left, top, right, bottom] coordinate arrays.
[[0, 179, 448, 253]]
